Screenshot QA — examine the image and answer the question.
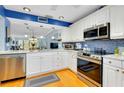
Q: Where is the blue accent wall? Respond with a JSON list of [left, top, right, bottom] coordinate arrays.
[[0, 5, 5, 16], [4, 9, 72, 27]]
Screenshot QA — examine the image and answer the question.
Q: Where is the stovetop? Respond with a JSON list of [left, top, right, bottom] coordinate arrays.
[[78, 51, 113, 60]]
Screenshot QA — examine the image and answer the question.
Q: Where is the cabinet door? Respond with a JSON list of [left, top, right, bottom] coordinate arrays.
[[26, 54, 41, 76], [69, 19, 85, 42], [60, 52, 69, 68], [40, 53, 53, 73], [84, 16, 91, 29], [110, 6, 124, 39], [52, 52, 60, 70], [53, 52, 69, 70], [68, 52, 77, 73], [61, 28, 72, 42], [121, 70, 124, 86], [95, 6, 110, 25], [103, 64, 122, 87]]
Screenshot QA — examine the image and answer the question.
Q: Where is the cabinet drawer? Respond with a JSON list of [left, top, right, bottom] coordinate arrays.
[[103, 58, 122, 68]]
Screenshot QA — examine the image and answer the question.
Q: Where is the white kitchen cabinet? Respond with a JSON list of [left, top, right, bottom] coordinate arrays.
[[26, 51, 76, 77], [53, 52, 69, 70], [61, 6, 110, 42], [95, 6, 110, 25], [26, 52, 54, 76], [121, 69, 124, 87], [61, 52, 70, 68], [110, 6, 124, 39], [26, 53, 42, 76], [83, 15, 91, 29], [40, 53, 54, 73], [103, 64, 122, 87], [69, 19, 85, 42], [83, 6, 110, 29], [68, 52, 77, 73], [61, 28, 72, 42], [103, 57, 124, 87]]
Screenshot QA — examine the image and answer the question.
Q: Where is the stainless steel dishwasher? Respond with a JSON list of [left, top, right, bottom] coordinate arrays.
[[0, 54, 26, 82]]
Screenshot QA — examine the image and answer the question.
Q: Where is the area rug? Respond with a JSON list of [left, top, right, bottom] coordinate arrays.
[[24, 74, 60, 87]]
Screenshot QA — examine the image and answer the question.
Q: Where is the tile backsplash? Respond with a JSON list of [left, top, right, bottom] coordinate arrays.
[[81, 39, 124, 53], [63, 39, 124, 53]]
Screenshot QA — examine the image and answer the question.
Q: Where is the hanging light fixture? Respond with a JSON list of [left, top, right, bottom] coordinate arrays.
[[26, 26, 37, 50]]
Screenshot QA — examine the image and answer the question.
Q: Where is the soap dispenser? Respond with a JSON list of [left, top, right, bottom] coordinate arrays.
[[114, 47, 119, 55]]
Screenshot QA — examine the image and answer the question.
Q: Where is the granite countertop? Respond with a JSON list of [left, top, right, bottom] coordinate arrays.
[[102, 54, 124, 61], [0, 49, 78, 55]]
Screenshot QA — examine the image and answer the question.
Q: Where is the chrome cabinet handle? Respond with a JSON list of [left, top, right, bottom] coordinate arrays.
[[109, 61, 112, 64], [116, 69, 119, 72]]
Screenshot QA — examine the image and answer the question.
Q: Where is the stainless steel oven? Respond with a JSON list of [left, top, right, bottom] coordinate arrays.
[[77, 57, 102, 87]]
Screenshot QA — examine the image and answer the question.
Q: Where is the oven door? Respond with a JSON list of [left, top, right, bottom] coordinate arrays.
[[77, 58, 101, 85], [84, 28, 98, 40], [98, 23, 110, 39]]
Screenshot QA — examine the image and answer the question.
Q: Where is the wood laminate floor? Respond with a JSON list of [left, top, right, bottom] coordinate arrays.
[[0, 69, 88, 87]]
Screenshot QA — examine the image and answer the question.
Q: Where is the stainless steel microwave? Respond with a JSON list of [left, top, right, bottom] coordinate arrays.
[[84, 23, 110, 40], [63, 44, 74, 50]]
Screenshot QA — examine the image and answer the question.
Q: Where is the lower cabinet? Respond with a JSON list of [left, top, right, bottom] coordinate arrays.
[[40, 53, 54, 73], [121, 69, 124, 87], [103, 58, 124, 87], [68, 52, 77, 73], [26, 53, 42, 76], [103, 64, 122, 87], [26, 51, 77, 77]]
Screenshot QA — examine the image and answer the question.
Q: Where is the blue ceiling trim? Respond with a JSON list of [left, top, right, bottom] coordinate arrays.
[[0, 5, 5, 16], [4, 8, 72, 27]]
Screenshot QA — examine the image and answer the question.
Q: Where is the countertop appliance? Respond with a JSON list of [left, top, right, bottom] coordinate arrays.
[[50, 43, 58, 49], [77, 48, 112, 87], [63, 43, 74, 50], [84, 23, 110, 40], [75, 43, 82, 50], [0, 54, 26, 82]]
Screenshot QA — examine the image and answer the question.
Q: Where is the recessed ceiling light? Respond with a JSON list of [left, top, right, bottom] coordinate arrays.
[[51, 36, 55, 39], [59, 16, 64, 20], [24, 35, 28, 38], [23, 7, 31, 12], [40, 36, 44, 39]]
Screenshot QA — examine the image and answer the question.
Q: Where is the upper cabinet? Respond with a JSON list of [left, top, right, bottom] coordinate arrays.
[[110, 6, 124, 39], [84, 6, 110, 29], [95, 6, 110, 25], [61, 6, 111, 42], [69, 19, 85, 42], [61, 28, 72, 42]]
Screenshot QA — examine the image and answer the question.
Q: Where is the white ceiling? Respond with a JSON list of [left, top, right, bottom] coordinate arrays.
[[8, 18, 67, 38], [4, 5, 102, 22]]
